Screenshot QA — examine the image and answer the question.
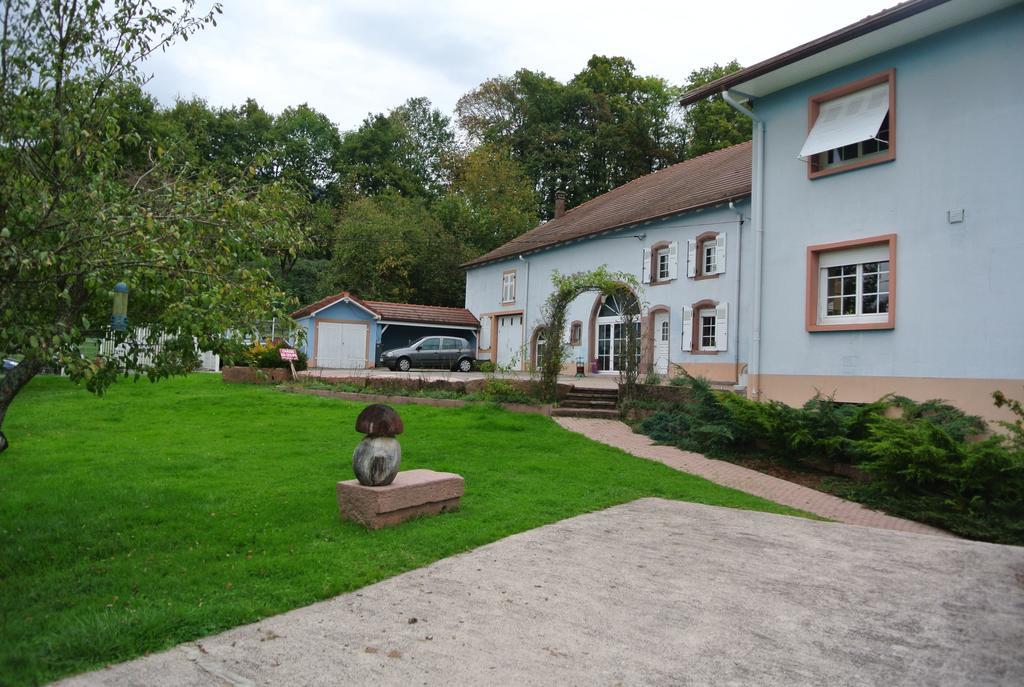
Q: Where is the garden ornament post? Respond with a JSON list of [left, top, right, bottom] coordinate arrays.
[[110, 283, 129, 332], [352, 404, 404, 486], [337, 403, 465, 528]]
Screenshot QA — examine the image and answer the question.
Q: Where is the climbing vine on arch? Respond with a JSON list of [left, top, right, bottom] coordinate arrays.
[[537, 267, 643, 401]]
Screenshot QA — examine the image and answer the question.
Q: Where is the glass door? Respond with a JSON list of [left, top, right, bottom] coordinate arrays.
[[597, 321, 640, 372], [597, 323, 613, 371]]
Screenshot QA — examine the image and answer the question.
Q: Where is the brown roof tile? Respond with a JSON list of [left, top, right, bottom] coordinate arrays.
[[291, 292, 479, 328], [290, 291, 373, 319], [363, 300, 479, 328], [462, 141, 752, 268]]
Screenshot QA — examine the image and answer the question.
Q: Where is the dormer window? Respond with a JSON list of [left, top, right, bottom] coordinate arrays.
[[802, 69, 895, 178]]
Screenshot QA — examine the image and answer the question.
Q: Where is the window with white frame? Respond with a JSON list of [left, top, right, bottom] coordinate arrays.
[[681, 302, 728, 353], [698, 309, 717, 350], [657, 248, 671, 281], [702, 242, 716, 276], [501, 270, 517, 303], [687, 233, 726, 278], [642, 242, 678, 284], [823, 261, 889, 320], [807, 235, 896, 331]]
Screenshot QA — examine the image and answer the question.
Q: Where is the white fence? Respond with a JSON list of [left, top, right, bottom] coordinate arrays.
[[100, 327, 220, 372]]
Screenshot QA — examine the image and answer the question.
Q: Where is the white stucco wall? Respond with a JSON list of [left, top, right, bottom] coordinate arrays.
[[464, 201, 753, 381]]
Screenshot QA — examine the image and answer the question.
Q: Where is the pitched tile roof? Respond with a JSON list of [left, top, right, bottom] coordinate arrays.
[[290, 291, 373, 319], [462, 141, 752, 268], [362, 300, 480, 327], [291, 292, 479, 328]]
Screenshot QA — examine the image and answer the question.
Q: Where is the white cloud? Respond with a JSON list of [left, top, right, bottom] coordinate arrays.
[[142, 0, 896, 130]]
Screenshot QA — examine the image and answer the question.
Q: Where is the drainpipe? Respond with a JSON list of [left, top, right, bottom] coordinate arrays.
[[723, 90, 764, 400], [518, 254, 530, 372], [728, 201, 743, 387]]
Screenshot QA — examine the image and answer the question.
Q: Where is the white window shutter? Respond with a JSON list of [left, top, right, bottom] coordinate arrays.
[[715, 302, 728, 351], [641, 247, 651, 284], [479, 316, 491, 350], [686, 240, 697, 278], [681, 306, 693, 351], [667, 241, 679, 280], [715, 234, 727, 274]]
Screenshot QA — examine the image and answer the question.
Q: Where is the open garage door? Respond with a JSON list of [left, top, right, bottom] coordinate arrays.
[[316, 321, 368, 368]]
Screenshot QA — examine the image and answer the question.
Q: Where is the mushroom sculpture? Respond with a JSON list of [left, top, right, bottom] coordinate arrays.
[[352, 404, 404, 486]]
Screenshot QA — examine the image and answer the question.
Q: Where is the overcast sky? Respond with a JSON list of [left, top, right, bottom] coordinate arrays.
[[142, 0, 896, 133]]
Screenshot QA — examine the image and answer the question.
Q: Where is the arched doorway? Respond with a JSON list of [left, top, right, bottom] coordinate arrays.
[[530, 326, 547, 371], [592, 290, 641, 374]]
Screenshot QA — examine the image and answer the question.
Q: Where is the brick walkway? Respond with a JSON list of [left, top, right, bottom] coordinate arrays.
[[555, 417, 952, 537]]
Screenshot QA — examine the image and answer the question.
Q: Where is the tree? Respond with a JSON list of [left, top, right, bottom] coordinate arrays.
[[681, 61, 752, 158], [570, 56, 685, 200], [0, 0, 294, 452], [161, 98, 339, 284], [272, 103, 343, 201], [323, 193, 468, 307], [434, 143, 538, 255], [456, 69, 585, 218], [456, 58, 686, 218], [388, 97, 459, 198], [336, 97, 457, 202]]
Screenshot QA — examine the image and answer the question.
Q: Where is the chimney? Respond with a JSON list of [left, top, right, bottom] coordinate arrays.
[[554, 190, 566, 219]]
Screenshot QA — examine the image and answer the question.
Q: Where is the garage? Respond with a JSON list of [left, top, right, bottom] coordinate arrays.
[[291, 292, 479, 370], [314, 321, 369, 369]]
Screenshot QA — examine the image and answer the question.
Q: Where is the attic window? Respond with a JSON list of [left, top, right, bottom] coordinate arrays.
[[803, 70, 895, 178]]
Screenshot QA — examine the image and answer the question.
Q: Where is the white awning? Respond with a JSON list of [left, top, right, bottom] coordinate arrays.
[[798, 82, 889, 159]]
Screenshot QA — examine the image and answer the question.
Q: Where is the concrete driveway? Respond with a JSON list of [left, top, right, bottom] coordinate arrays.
[[57, 499, 1024, 687]]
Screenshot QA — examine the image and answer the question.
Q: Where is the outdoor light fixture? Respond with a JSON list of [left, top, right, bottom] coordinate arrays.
[[111, 282, 129, 332]]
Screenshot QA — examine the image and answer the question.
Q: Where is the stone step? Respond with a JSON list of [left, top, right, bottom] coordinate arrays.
[[565, 393, 619, 403], [551, 407, 621, 419], [568, 388, 619, 397], [560, 398, 618, 407]]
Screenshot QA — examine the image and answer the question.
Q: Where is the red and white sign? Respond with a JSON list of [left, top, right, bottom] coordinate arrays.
[[279, 348, 298, 361]]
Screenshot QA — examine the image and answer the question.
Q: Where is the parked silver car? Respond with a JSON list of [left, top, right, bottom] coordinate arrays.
[[380, 336, 475, 372]]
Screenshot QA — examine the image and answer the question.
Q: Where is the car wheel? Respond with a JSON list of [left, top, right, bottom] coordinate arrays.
[[397, 357, 412, 372], [457, 358, 472, 373]]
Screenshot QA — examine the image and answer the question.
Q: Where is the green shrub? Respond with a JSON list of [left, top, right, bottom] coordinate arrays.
[[639, 373, 740, 456], [238, 340, 308, 371], [477, 379, 538, 405], [891, 395, 986, 442], [635, 375, 1024, 543], [642, 371, 662, 386], [993, 389, 1024, 451], [852, 420, 1024, 543]]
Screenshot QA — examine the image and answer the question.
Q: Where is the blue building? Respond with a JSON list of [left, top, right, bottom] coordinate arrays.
[[463, 0, 1024, 423], [292, 292, 479, 369]]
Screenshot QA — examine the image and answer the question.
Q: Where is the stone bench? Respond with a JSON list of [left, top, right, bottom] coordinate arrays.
[[337, 469, 464, 529]]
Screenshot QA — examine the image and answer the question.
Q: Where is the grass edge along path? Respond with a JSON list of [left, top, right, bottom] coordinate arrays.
[[0, 375, 806, 686]]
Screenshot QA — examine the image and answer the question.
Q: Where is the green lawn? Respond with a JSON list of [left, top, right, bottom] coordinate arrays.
[[0, 375, 802, 686]]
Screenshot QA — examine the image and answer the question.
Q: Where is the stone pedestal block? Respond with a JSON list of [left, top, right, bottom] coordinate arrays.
[[336, 469, 464, 529]]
